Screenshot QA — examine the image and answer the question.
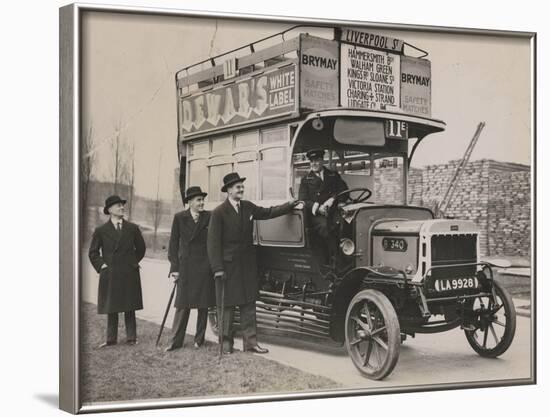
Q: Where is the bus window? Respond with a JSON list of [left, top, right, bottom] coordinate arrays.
[[260, 147, 287, 200], [261, 126, 287, 145], [188, 159, 208, 195], [211, 135, 232, 155], [209, 163, 233, 202], [235, 160, 258, 200], [189, 140, 209, 157], [235, 131, 258, 148], [372, 156, 405, 204], [333, 119, 385, 147]]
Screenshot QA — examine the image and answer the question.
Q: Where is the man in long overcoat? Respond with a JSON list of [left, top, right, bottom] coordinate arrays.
[[165, 186, 215, 351], [88, 195, 146, 347], [207, 172, 302, 354]]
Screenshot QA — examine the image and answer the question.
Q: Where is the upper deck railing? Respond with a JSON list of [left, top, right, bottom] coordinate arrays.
[[175, 25, 436, 138]]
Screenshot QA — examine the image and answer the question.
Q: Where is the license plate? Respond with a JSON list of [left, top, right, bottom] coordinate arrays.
[[434, 277, 479, 292], [382, 237, 408, 252]]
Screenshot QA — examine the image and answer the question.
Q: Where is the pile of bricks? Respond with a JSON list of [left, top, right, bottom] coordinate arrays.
[[409, 159, 530, 257]]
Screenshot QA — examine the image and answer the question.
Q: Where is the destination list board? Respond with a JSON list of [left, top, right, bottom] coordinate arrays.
[[340, 43, 400, 111]]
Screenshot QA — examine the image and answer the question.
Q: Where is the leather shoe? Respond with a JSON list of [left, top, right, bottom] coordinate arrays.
[[165, 345, 181, 352], [126, 340, 138, 345], [245, 345, 269, 354], [99, 341, 117, 348]]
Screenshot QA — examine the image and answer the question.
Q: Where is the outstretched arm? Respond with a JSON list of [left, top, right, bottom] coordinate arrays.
[[251, 201, 295, 220]]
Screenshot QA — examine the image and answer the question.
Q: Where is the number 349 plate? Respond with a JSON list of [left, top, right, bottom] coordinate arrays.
[[434, 277, 479, 292]]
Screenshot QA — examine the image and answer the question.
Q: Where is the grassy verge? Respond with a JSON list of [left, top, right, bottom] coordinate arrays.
[[80, 302, 339, 404]]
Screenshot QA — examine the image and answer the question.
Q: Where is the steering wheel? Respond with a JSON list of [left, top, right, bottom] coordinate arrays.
[[333, 187, 372, 204]]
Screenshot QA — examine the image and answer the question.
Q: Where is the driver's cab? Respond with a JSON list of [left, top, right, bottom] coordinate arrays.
[[255, 112, 410, 250]]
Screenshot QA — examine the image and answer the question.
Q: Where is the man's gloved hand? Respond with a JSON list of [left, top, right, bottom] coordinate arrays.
[[214, 271, 227, 281], [169, 272, 179, 283], [318, 204, 329, 217]]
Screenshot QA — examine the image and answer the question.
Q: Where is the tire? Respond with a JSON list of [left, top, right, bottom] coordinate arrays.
[[464, 280, 516, 357], [344, 289, 401, 380]]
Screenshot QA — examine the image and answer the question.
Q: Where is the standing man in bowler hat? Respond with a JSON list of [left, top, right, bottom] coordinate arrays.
[[207, 172, 303, 354], [165, 186, 215, 351], [89, 195, 146, 347]]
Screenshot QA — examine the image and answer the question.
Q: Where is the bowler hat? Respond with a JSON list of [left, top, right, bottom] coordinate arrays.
[[306, 149, 325, 160], [184, 186, 208, 203], [103, 195, 127, 215], [221, 172, 246, 192]]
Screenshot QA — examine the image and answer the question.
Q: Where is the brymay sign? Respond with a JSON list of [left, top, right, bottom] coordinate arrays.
[[400, 56, 432, 117], [299, 35, 339, 110]]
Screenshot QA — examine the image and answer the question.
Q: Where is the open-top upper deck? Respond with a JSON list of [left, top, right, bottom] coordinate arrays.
[[175, 26, 444, 142]]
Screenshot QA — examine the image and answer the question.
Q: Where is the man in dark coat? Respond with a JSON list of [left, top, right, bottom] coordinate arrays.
[[207, 172, 302, 354], [165, 186, 215, 351], [298, 149, 348, 263], [88, 195, 146, 347]]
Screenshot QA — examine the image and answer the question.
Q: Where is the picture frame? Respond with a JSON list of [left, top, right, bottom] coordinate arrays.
[[59, 2, 536, 413]]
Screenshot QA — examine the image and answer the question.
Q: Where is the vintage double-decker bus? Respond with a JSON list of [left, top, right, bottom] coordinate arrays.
[[174, 26, 516, 379]]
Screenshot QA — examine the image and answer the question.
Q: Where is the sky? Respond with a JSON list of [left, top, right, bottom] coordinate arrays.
[[81, 12, 532, 200]]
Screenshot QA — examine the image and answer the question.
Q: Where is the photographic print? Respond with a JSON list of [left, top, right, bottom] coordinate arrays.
[[59, 3, 535, 413]]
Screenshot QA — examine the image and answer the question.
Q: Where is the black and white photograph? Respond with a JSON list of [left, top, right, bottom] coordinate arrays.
[[57, 2, 536, 414]]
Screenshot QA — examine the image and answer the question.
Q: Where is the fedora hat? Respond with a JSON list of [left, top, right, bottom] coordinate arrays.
[[221, 172, 246, 192], [103, 195, 127, 215], [184, 186, 208, 203]]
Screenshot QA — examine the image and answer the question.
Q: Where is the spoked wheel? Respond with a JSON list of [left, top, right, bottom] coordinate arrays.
[[345, 289, 401, 380], [464, 280, 516, 357]]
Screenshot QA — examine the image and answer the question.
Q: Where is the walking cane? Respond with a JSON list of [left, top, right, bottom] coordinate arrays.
[[156, 281, 177, 347], [218, 276, 225, 362]]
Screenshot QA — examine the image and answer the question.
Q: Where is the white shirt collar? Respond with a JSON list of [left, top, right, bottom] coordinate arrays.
[[190, 209, 200, 220], [110, 217, 123, 227], [311, 167, 324, 180], [227, 197, 241, 213]]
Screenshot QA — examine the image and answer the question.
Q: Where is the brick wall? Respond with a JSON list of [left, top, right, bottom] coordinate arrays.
[[408, 159, 530, 257]]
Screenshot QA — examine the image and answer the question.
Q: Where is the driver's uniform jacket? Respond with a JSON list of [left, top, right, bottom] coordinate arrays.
[[298, 167, 348, 213]]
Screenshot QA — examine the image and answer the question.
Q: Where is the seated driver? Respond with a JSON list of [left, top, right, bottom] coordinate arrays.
[[298, 148, 348, 245]]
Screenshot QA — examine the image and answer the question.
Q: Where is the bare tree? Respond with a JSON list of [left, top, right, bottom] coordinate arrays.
[[81, 123, 95, 233], [110, 122, 135, 216], [127, 142, 136, 220], [148, 150, 164, 252], [112, 125, 122, 194]]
